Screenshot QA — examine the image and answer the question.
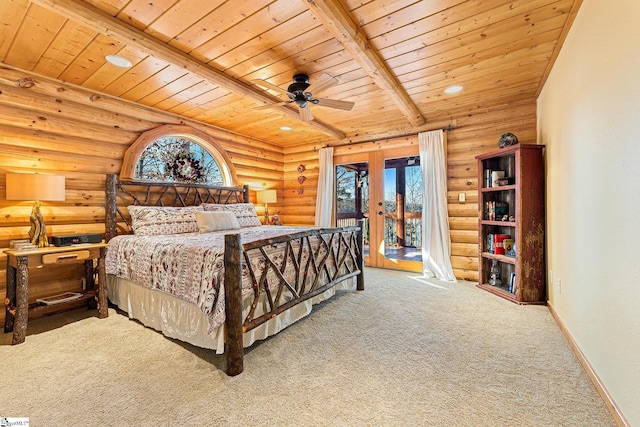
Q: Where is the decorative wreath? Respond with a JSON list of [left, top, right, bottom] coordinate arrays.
[[166, 149, 204, 183]]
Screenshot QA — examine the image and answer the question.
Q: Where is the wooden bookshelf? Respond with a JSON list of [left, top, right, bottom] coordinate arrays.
[[476, 144, 546, 304]]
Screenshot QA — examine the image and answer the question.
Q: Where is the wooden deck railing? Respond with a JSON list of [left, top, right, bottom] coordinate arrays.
[[336, 212, 421, 248]]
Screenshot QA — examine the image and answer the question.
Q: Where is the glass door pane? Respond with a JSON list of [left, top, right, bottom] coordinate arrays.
[[383, 156, 422, 264], [335, 162, 369, 259]]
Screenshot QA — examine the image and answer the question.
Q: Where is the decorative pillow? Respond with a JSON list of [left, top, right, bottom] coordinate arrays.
[[127, 206, 202, 236], [201, 203, 262, 227], [194, 211, 240, 233]]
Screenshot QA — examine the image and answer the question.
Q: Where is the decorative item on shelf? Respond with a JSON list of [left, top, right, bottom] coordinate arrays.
[[256, 189, 277, 225], [495, 202, 508, 217], [503, 239, 514, 253], [166, 148, 204, 183], [506, 243, 516, 258], [493, 234, 511, 255], [498, 132, 519, 148], [485, 201, 508, 221], [491, 170, 505, 187], [5, 173, 66, 247], [488, 259, 502, 286], [486, 233, 494, 254]]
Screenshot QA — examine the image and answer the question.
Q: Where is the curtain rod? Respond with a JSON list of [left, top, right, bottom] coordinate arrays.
[[315, 118, 457, 150]]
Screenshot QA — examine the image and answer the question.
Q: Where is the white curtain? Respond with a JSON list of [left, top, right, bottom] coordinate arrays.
[[419, 130, 457, 282], [314, 147, 334, 227]]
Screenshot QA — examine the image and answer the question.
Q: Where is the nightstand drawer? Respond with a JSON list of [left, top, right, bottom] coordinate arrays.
[[42, 250, 91, 264]]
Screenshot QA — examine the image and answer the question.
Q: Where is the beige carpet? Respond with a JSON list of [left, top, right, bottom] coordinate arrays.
[[1, 267, 615, 426]]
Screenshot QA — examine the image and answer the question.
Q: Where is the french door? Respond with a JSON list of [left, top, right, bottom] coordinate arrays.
[[334, 146, 423, 272]]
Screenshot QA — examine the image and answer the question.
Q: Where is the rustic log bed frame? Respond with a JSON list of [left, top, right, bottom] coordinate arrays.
[[104, 174, 364, 376]]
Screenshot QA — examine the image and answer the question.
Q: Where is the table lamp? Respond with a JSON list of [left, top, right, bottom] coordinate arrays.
[[256, 189, 277, 225], [6, 173, 66, 247]]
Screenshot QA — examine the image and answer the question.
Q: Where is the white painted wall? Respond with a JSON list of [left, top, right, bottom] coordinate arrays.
[[537, 0, 640, 423]]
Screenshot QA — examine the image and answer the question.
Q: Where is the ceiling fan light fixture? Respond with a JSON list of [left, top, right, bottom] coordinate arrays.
[[444, 84, 463, 94], [252, 73, 353, 122], [105, 54, 132, 68]]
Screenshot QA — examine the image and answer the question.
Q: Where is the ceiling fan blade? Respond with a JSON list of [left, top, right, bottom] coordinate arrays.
[[252, 79, 290, 96], [305, 73, 338, 96], [315, 98, 355, 111], [298, 104, 314, 122], [253, 100, 291, 110]]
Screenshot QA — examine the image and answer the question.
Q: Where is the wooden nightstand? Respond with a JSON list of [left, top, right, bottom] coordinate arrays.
[[4, 242, 109, 345]]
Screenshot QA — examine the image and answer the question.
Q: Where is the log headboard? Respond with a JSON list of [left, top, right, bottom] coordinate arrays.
[[104, 174, 250, 241]]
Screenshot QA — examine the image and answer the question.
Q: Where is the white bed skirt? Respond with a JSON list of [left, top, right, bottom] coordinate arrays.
[[107, 274, 355, 353]]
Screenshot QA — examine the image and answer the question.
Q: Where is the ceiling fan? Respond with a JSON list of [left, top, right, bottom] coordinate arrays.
[[252, 73, 355, 122]]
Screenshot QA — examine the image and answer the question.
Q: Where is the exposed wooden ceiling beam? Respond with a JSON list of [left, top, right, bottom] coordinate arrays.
[[30, 0, 346, 140], [304, 0, 425, 127]]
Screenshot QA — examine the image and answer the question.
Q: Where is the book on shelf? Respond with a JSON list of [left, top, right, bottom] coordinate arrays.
[[37, 292, 82, 305], [484, 201, 508, 221], [509, 273, 516, 294]]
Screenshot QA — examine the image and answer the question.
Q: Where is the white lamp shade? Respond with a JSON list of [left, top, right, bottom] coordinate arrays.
[[6, 173, 66, 201], [256, 189, 277, 204]]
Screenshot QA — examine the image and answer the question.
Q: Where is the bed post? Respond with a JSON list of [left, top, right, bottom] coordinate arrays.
[[356, 219, 365, 291], [105, 174, 118, 242], [224, 233, 244, 376], [242, 184, 250, 203]]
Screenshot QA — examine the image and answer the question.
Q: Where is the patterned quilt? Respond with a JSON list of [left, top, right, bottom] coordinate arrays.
[[105, 226, 316, 332]]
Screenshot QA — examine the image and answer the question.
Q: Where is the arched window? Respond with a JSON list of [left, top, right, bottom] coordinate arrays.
[[136, 135, 225, 184], [120, 125, 236, 186]]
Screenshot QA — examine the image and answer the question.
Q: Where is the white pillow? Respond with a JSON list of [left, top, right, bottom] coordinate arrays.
[[194, 211, 240, 232], [201, 203, 262, 227]]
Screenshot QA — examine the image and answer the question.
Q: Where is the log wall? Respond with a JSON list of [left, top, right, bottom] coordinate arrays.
[[0, 63, 536, 324], [0, 66, 284, 324], [283, 101, 537, 282]]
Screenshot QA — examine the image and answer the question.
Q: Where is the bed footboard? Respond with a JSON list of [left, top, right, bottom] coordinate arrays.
[[224, 222, 364, 376]]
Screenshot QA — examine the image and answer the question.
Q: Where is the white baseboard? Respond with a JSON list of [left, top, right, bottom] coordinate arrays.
[[547, 302, 629, 427]]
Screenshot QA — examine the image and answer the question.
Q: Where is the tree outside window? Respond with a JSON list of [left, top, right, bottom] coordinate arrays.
[[135, 136, 224, 184]]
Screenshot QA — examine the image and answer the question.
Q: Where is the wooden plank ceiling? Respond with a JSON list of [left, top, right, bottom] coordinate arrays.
[[0, 0, 580, 148]]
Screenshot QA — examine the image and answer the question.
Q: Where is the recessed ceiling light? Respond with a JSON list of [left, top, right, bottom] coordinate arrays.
[[280, 126, 292, 131], [444, 85, 463, 94], [105, 54, 132, 68]]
